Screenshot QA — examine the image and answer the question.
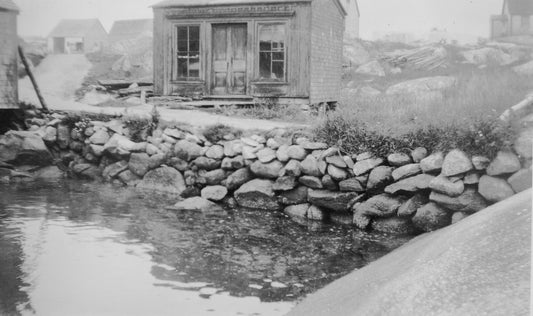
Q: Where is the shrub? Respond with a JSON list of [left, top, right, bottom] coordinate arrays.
[[122, 114, 155, 142], [203, 124, 243, 143]]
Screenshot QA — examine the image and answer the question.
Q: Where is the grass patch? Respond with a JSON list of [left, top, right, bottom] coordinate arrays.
[[202, 124, 243, 143], [211, 102, 311, 123]]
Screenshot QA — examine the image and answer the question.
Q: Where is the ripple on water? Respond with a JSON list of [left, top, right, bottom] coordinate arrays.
[[0, 180, 414, 315]]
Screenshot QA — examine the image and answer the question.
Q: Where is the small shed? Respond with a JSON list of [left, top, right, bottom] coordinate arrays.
[[340, 0, 360, 39], [152, 0, 347, 105], [108, 19, 154, 44], [0, 0, 19, 109], [47, 19, 108, 54], [491, 0, 533, 39]]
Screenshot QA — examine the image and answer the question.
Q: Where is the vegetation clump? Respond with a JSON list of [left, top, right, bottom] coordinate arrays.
[[203, 124, 243, 143]]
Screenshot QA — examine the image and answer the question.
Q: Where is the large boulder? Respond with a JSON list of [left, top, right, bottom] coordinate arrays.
[[103, 160, 129, 180], [441, 150, 473, 177], [250, 160, 284, 179], [284, 204, 310, 219], [386, 76, 456, 99], [478, 175, 515, 203], [508, 169, 533, 193], [137, 166, 186, 195], [225, 168, 253, 190], [420, 152, 444, 173], [279, 186, 309, 205], [174, 140, 203, 161], [307, 190, 358, 212], [367, 166, 394, 191], [392, 164, 421, 181], [412, 202, 452, 232], [429, 176, 465, 197], [170, 197, 223, 213], [398, 194, 428, 217], [486, 151, 521, 176], [429, 188, 488, 213], [355, 60, 385, 77], [353, 195, 405, 229], [128, 152, 152, 177], [273, 176, 297, 191], [301, 155, 322, 177], [353, 158, 383, 176], [384, 174, 435, 194], [201, 185, 228, 201], [0, 131, 53, 166], [234, 179, 281, 211]]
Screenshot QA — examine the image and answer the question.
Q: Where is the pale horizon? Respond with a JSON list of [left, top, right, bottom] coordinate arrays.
[[15, 0, 502, 42]]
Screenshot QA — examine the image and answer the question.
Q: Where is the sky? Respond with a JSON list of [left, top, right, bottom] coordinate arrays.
[[15, 0, 503, 41]]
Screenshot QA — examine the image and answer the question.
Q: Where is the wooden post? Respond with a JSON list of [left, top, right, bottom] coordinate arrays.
[[18, 45, 49, 113]]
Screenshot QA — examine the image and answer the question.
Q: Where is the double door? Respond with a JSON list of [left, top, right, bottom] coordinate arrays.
[[211, 24, 247, 95]]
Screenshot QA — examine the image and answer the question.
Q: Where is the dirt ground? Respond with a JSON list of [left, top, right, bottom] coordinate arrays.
[[18, 54, 301, 131]]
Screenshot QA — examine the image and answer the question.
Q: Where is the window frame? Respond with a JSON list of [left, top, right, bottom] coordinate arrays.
[[255, 21, 288, 83], [172, 24, 202, 82]]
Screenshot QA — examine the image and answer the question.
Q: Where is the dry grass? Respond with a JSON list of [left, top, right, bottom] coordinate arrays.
[[337, 67, 533, 137], [210, 102, 312, 124]]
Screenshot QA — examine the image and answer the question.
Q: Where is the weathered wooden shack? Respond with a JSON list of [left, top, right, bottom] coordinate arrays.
[[47, 19, 108, 54], [152, 0, 346, 105], [0, 0, 19, 109]]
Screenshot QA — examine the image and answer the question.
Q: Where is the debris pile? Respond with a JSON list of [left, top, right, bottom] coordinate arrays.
[[381, 46, 449, 70]]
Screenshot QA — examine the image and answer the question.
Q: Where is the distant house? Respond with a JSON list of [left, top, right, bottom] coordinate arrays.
[[152, 0, 347, 105], [491, 0, 533, 39], [47, 19, 108, 54], [340, 0, 360, 39], [0, 0, 19, 109]]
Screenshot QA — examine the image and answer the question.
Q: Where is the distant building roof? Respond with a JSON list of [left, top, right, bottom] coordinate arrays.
[[108, 19, 153, 42], [504, 0, 533, 15], [0, 0, 19, 12], [48, 19, 106, 38]]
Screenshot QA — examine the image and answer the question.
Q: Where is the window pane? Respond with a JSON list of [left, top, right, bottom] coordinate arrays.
[[178, 27, 188, 40], [259, 25, 272, 51], [272, 52, 284, 61], [259, 52, 272, 79], [189, 26, 200, 41], [178, 40, 188, 52], [177, 58, 188, 78], [272, 61, 284, 80], [189, 40, 200, 52]]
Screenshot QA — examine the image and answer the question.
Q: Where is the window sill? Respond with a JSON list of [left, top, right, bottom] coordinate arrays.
[[171, 79, 204, 84], [251, 81, 288, 85]]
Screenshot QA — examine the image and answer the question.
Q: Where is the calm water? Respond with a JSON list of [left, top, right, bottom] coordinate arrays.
[[0, 180, 413, 316]]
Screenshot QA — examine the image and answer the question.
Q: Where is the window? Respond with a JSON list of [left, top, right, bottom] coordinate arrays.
[[521, 15, 530, 28], [258, 24, 286, 81], [176, 25, 200, 80]]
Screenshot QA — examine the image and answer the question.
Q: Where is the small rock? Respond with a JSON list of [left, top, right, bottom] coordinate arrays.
[[205, 145, 225, 160], [307, 205, 326, 221], [354, 194, 405, 218], [171, 197, 223, 212], [486, 151, 521, 176], [367, 166, 394, 191], [411, 147, 428, 163], [307, 190, 359, 212], [242, 145, 260, 160], [326, 155, 347, 168], [478, 175, 516, 202], [226, 168, 253, 190], [175, 140, 203, 162], [392, 164, 421, 181], [301, 155, 322, 177], [287, 145, 307, 161], [284, 204, 309, 219], [343, 156, 355, 169], [169, 157, 189, 172], [224, 140, 243, 157], [256, 148, 277, 163], [201, 185, 228, 201], [42, 126, 57, 143], [384, 174, 435, 194], [129, 153, 152, 177], [442, 149, 473, 177], [137, 166, 186, 195], [464, 172, 481, 185], [339, 178, 364, 192], [273, 176, 297, 191], [451, 212, 469, 224], [398, 194, 428, 217], [89, 130, 110, 145], [267, 138, 280, 149], [102, 160, 129, 180], [412, 203, 451, 232], [508, 169, 533, 193], [514, 129, 533, 159], [299, 176, 324, 189], [282, 160, 302, 177], [353, 158, 383, 176], [429, 176, 465, 197], [276, 145, 290, 162], [221, 156, 245, 170], [250, 160, 284, 179], [356, 152, 373, 161], [118, 170, 141, 186], [328, 165, 349, 181], [388, 153, 412, 167], [429, 188, 488, 213], [203, 169, 226, 185], [193, 157, 221, 171], [234, 179, 281, 211], [302, 142, 328, 151], [279, 186, 308, 205], [420, 152, 444, 173]]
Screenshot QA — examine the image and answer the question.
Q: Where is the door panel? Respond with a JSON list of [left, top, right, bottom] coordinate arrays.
[[211, 24, 247, 95]]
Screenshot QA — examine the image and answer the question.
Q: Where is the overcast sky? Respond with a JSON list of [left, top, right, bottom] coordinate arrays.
[[16, 0, 502, 40]]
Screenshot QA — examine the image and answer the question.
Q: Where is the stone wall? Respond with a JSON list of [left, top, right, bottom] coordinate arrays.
[[1, 112, 531, 236]]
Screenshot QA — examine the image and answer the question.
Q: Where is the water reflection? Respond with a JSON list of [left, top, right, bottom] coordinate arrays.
[[0, 180, 413, 315]]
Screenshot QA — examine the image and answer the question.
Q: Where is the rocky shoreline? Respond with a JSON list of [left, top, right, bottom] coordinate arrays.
[[1, 110, 531, 236]]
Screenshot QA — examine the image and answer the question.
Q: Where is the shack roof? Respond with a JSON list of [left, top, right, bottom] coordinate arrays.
[[48, 19, 106, 38], [504, 0, 533, 15], [108, 19, 153, 42], [0, 0, 19, 12], [153, 0, 346, 15]]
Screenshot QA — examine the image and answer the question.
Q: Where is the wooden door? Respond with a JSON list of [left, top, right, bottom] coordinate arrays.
[[212, 24, 247, 95], [53, 37, 65, 54]]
